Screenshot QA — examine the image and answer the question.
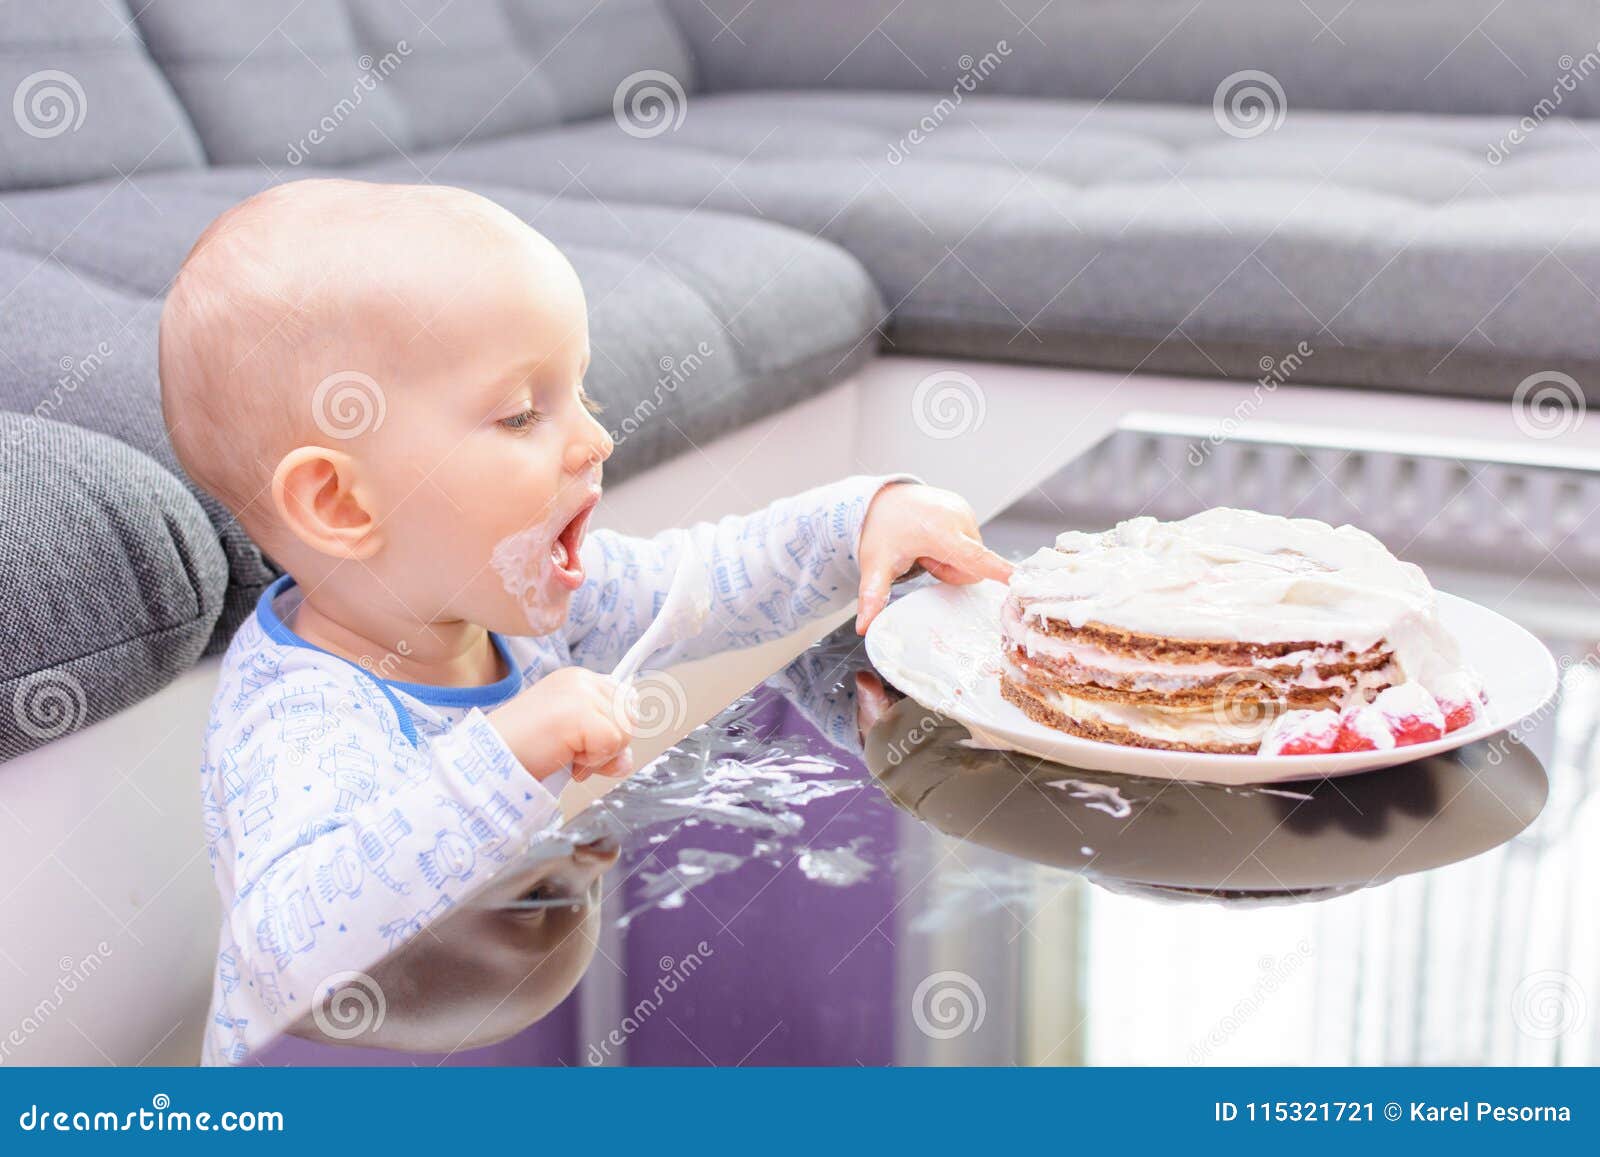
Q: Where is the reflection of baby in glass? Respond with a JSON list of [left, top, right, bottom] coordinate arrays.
[[290, 838, 617, 1054], [165, 179, 1011, 1065]]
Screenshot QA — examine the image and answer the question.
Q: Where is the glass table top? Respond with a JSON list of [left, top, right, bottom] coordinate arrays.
[[259, 426, 1599, 1067]]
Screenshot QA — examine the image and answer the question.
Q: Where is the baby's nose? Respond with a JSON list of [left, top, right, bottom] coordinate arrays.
[[565, 428, 613, 474]]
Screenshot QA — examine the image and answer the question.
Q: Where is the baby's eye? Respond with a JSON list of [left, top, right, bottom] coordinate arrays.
[[580, 389, 603, 415], [499, 408, 545, 432]]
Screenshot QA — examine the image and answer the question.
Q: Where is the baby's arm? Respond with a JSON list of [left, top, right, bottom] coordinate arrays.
[[564, 476, 897, 672], [207, 665, 615, 1061]]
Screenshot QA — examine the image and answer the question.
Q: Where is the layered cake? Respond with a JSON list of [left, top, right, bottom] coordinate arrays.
[[999, 509, 1484, 755]]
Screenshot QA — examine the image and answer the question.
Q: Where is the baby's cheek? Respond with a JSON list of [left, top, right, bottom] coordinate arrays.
[[489, 518, 568, 635]]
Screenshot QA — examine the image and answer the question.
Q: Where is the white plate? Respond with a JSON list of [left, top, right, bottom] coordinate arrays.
[[863, 580, 1558, 786]]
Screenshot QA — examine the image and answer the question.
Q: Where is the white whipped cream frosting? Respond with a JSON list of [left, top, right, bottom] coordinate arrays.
[[1008, 508, 1463, 691]]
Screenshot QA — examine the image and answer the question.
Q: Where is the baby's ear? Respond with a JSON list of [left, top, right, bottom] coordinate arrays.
[[271, 446, 383, 560]]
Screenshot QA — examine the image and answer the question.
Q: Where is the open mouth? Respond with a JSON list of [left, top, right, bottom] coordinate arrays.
[[550, 495, 599, 591]]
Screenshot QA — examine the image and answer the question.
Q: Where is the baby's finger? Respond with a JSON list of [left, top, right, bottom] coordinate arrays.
[[854, 671, 895, 738], [926, 537, 1012, 584], [855, 562, 897, 635], [587, 747, 635, 780], [922, 557, 980, 585], [575, 709, 629, 764], [569, 742, 630, 787]]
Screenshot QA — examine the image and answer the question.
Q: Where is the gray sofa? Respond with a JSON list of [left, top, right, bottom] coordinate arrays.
[[3, 0, 1596, 760]]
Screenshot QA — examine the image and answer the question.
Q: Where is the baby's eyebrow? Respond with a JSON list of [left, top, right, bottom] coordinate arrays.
[[483, 357, 540, 400]]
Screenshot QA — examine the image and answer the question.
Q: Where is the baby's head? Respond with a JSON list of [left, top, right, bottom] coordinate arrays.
[[160, 179, 613, 638]]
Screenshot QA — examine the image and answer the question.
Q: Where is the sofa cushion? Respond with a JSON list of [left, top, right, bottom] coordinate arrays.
[[0, 244, 274, 642], [0, 412, 227, 762], [0, 0, 203, 191], [668, 0, 1600, 119], [0, 168, 882, 464], [407, 91, 1600, 400], [519, 197, 884, 472], [130, 0, 695, 167]]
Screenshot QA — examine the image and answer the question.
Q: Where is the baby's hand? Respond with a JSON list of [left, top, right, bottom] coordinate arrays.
[[855, 482, 1012, 634], [488, 667, 634, 783]]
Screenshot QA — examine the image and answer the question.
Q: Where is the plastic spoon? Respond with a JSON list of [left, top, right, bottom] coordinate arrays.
[[610, 531, 712, 684], [558, 535, 712, 814]]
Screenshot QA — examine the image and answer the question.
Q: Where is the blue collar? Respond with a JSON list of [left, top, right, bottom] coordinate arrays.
[[254, 574, 523, 710]]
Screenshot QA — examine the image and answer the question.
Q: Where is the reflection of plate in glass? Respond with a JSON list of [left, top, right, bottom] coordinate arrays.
[[863, 698, 1548, 897], [864, 580, 1558, 786]]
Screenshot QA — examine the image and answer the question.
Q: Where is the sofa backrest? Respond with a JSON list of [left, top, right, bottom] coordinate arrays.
[[0, 1, 204, 192], [669, 0, 1600, 119], [131, 0, 697, 169]]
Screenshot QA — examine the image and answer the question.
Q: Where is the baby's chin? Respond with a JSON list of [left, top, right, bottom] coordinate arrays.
[[496, 587, 575, 638], [487, 503, 595, 636]]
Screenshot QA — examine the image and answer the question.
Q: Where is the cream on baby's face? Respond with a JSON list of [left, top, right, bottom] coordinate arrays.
[[324, 204, 614, 638]]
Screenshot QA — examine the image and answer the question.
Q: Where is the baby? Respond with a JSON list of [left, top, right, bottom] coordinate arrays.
[[162, 179, 1009, 1065]]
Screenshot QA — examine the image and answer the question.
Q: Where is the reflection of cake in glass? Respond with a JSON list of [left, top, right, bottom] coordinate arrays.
[[1000, 509, 1485, 755]]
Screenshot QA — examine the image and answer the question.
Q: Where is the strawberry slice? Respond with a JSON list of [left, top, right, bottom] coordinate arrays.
[[1276, 732, 1337, 756], [1372, 684, 1445, 747], [1439, 699, 1477, 733], [1254, 674, 1487, 756], [1390, 716, 1443, 745], [1260, 708, 1341, 756], [1333, 706, 1397, 752], [1428, 671, 1487, 734]]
